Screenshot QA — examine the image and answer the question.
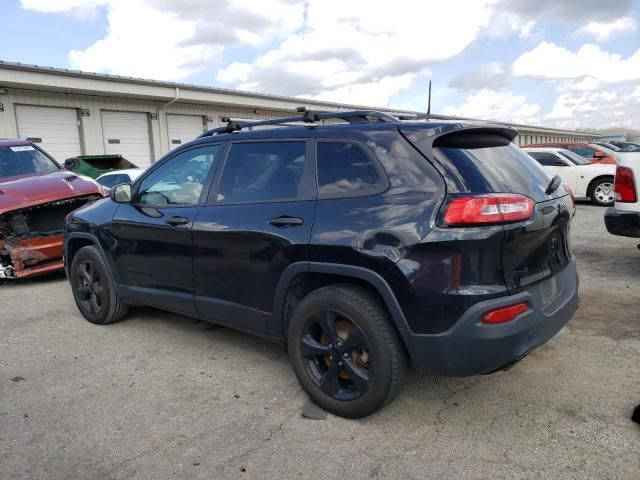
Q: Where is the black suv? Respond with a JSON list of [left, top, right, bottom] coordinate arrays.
[[64, 110, 579, 418]]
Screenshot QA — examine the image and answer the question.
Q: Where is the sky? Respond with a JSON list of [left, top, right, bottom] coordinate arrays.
[[1, 0, 639, 130]]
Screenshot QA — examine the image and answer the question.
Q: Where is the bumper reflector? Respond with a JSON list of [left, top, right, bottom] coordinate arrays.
[[482, 302, 529, 324]]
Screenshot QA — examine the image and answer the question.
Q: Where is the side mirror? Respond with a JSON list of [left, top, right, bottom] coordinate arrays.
[[110, 183, 132, 203], [63, 158, 80, 170]]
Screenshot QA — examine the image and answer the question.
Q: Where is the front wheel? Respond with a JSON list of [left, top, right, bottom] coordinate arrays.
[[70, 245, 129, 325], [287, 284, 407, 418], [589, 177, 615, 206]]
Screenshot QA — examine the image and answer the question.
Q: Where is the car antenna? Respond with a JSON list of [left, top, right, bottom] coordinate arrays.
[[426, 80, 432, 120]]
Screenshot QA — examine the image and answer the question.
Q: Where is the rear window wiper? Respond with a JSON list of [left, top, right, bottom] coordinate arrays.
[[545, 175, 562, 195]]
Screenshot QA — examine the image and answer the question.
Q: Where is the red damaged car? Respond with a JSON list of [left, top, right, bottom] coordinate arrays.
[[0, 140, 106, 279]]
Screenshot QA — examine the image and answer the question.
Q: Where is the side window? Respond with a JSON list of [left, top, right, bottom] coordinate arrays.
[[98, 173, 130, 188], [138, 145, 219, 205], [529, 152, 567, 166], [217, 142, 306, 203], [317, 142, 383, 196], [568, 146, 594, 158]]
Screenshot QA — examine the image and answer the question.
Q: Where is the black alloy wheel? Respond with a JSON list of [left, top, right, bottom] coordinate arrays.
[[301, 310, 372, 401], [75, 260, 104, 316], [288, 284, 407, 418], [70, 245, 129, 325]]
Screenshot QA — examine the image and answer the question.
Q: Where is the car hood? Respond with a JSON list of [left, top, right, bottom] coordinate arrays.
[[0, 171, 105, 215]]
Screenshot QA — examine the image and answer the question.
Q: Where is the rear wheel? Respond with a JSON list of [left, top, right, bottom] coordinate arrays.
[[589, 177, 614, 206], [287, 284, 407, 418], [70, 245, 128, 325]]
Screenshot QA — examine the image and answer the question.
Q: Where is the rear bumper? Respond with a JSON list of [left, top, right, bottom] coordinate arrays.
[[401, 257, 579, 375], [604, 208, 640, 238]]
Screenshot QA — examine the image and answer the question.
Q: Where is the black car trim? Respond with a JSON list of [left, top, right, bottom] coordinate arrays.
[[273, 261, 413, 343]]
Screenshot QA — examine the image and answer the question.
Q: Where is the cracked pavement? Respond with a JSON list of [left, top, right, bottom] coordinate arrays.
[[1, 204, 639, 479]]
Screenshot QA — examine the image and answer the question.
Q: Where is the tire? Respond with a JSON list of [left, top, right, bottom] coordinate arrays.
[[287, 284, 407, 418], [70, 245, 128, 325], [588, 177, 615, 206]]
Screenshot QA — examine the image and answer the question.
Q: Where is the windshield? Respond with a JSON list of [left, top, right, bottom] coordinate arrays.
[[0, 145, 60, 180], [558, 149, 591, 165]]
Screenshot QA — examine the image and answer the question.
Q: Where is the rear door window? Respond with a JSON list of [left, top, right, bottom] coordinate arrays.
[[316, 141, 384, 197]]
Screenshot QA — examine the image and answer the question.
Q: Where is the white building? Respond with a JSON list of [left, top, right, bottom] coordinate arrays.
[[0, 61, 597, 167]]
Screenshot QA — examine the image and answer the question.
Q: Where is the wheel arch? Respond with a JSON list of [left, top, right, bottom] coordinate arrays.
[[273, 262, 413, 350], [65, 232, 118, 285], [587, 174, 614, 198]]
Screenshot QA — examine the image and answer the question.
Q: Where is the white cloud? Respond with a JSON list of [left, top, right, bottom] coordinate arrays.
[[546, 85, 640, 129], [21, 0, 305, 81], [216, 0, 493, 106], [442, 89, 541, 124], [20, 0, 108, 19], [513, 41, 640, 83], [577, 16, 637, 42], [448, 62, 510, 91]]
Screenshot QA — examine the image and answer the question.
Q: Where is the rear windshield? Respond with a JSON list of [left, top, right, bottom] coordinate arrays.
[[433, 143, 554, 201], [0, 145, 60, 180]]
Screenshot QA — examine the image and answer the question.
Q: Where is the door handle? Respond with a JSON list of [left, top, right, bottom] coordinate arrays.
[[268, 216, 304, 227], [165, 216, 190, 226]]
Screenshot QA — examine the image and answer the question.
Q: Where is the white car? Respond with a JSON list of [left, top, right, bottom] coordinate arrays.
[[523, 147, 616, 206], [95, 168, 144, 189], [605, 152, 640, 238]]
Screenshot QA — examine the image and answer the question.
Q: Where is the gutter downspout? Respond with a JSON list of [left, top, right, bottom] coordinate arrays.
[[156, 87, 180, 157]]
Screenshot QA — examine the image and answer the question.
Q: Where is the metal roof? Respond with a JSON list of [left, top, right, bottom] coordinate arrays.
[[0, 60, 598, 137]]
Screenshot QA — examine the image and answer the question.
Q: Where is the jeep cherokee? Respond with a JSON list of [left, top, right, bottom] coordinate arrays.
[[64, 110, 579, 418]]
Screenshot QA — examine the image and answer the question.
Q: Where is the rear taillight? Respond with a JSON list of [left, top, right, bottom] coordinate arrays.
[[614, 166, 637, 202], [482, 302, 529, 324], [443, 194, 534, 226]]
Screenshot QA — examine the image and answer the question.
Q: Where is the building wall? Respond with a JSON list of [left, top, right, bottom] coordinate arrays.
[[0, 87, 295, 161], [0, 85, 597, 163]]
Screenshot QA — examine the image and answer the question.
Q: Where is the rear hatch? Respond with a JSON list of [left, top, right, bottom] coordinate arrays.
[[402, 126, 574, 294]]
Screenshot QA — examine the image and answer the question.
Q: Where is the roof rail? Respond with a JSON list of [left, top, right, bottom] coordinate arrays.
[[197, 108, 398, 138]]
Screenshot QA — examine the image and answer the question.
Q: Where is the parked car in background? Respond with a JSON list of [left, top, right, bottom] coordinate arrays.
[[610, 141, 640, 151], [64, 110, 579, 418], [0, 140, 106, 279], [63, 154, 138, 179], [523, 147, 616, 206], [96, 168, 144, 190], [522, 142, 617, 164], [605, 152, 640, 238], [593, 142, 622, 151]]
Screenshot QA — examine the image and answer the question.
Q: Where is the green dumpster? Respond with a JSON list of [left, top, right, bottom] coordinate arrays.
[[63, 155, 138, 179]]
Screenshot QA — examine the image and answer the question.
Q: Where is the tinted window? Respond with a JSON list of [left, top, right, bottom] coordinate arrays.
[[433, 143, 553, 201], [98, 173, 130, 188], [568, 146, 595, 158], [317, 142, 382, 196], [558, 150, 591, 165], [138, 145, 219, 205], [0, 145, 59, 180], [218, 142, 306, 203], [528, 152, 567, 166]]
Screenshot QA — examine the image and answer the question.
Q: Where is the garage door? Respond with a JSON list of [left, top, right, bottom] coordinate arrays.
[[101, 111, 152, 168], [15, 105, 81, 161], [167, 114, 205, 150]]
